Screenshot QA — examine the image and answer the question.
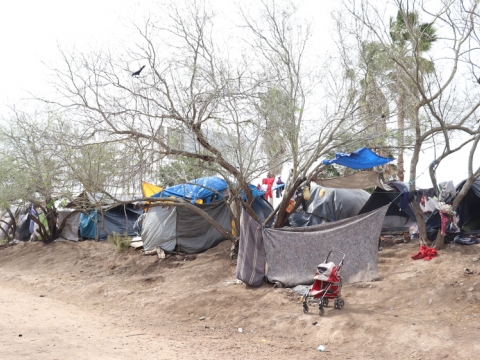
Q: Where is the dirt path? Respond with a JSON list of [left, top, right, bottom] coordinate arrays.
[[1, 239, 480, 359]]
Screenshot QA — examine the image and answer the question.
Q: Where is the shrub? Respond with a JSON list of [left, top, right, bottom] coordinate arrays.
[[107, 232, 131, 252]]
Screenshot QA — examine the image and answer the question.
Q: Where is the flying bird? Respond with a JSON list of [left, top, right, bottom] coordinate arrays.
[[132, 65, 146, 77]]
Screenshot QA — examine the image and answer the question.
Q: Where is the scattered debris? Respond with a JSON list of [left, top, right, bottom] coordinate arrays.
[[317, 345, 325, 352], [199, 316, 205, 320], [237, 327, 243, 333]]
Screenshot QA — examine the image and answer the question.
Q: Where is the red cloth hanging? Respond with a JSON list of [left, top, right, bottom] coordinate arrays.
[[262, 177, 275, 199]]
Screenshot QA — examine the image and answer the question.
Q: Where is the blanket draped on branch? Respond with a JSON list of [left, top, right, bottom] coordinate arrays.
[[313, 171, 393, 191], [322, 148, 394, 169], [236, 205, 389, 287]]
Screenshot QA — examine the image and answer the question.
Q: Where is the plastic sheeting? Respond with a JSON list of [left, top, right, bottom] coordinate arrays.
[[322, 148, 394, 169], [97, 205, 143, 241], [142, 206, 177, 252], [152, 177, 228, 204], [252, 196, 274, 226], [176, 201, 231, 253], [287, 212, 326, 227], [15, 212, 31, 241], [142, 181, 163, 197], [306, 186, 370, 222], [358, 182, 416, 230], [56, 210, 81, 241], [142, 200, 232, 253], [79, 211, 97, 239]]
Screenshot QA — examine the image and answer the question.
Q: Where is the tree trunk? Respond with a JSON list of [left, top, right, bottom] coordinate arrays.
[[397, 92, 405, 182], [435, 232, 446, 250], [412, 201, 428, 243]]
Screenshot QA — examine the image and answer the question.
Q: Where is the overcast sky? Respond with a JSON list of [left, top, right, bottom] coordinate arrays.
[[0, 0, 478, 188]]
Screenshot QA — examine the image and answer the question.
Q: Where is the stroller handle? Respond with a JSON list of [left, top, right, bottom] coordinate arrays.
[[324, 250, 333, 263]]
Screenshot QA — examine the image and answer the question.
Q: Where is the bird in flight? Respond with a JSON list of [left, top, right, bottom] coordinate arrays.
[[132, 65, 146, 77]]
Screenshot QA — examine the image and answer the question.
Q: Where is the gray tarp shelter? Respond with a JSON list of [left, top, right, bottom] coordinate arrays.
[[55, 210, 81, 241], [142, 200, 232, 253], [306, 186, 370, 222]]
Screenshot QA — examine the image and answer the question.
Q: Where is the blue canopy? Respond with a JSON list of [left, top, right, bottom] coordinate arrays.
[[323, 148, 394, 170], [152, 177, 228, 204]]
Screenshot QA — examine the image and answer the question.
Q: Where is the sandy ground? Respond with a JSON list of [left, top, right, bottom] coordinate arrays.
[[1, 238, 480, 359]]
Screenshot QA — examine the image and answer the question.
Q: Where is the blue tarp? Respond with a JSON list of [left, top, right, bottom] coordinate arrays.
[[152, 177, 228, 204], [243, 184, 265, 199], [323, 148, 394, 169], [79, 210, 98, 239]]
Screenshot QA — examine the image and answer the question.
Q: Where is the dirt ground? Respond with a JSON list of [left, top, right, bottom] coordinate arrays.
[[1, 238, 479, 360]]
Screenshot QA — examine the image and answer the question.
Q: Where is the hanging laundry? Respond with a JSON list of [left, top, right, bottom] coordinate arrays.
[[438, 181, 456, 202], [262, 177, 275, 200]]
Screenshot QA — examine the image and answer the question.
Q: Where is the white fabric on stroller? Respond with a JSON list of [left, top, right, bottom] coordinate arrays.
[[314, 262, 335, 281]]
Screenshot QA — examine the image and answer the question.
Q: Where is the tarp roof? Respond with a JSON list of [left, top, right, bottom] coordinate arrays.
[[322, 148, 394, 169], [142, 181, 163, 198], [151, 177, 228, 204]]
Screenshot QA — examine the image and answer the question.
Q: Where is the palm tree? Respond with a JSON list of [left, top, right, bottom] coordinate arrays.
[[388, 10, 436, 181]]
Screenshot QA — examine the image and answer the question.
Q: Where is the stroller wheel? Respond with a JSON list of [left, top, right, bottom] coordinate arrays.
[[322, 298, 329, 307], [334, 298, 345, 309], [318, 306, 325, 316], [303, 304, 309, 314]]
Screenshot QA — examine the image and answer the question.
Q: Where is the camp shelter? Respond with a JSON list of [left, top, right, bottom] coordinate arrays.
[[426, 178, 480, 239], [65, 192, 143, 241], [55, 209, 82, 241], [358, 182, 416, 230], [306, 186, 370, 222], [15, 211, 31, 241], [97, 205, 143, 241], [151, 177, 228, 204], [142, 200, 232, 253]]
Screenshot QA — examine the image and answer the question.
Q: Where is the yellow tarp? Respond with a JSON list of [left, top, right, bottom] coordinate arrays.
[[142, 181, 163, 198]]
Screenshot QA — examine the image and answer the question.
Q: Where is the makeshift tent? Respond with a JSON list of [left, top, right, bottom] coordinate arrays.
[[426, 178, 480, 239], [15, 211, 31, 241], [97, 205, 143, 241], [358, 182, 416, 230], [313, 171, 393, 191], [306, 186, 370, 222], [55, 210, 81, 241], [142, 200, 231, 253], [236, 205, 389, 287], [252, 196, 274, 225], [322, 148, 394, 169], [152, 177, 228, 204]]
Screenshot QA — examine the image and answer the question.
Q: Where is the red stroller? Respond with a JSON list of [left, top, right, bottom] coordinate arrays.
[[301, 251, 345, 316]]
